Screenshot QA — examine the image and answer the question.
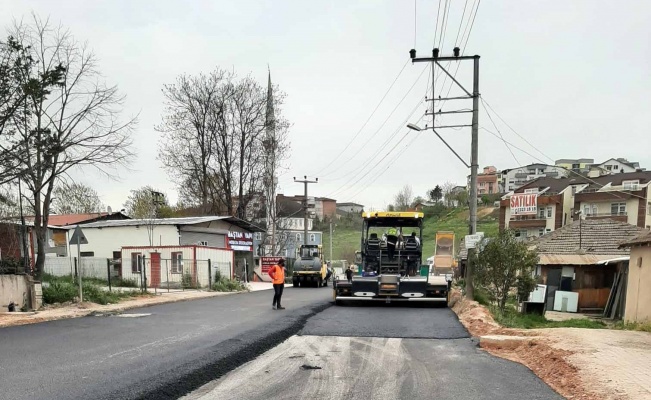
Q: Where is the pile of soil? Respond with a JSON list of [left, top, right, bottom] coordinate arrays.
[[450, 289, 603, 399]]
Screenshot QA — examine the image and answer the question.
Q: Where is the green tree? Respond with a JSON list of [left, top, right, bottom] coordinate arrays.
[[428, 185, 443, 203], [123, 186, 173, 219], [472, 229, 538, 313]]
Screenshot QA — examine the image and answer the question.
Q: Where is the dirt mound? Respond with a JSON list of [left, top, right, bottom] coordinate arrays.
[[451, 289, 603, 399]]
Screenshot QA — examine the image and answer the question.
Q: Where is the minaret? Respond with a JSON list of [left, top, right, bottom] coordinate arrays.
[[264, 68, 277, 255]]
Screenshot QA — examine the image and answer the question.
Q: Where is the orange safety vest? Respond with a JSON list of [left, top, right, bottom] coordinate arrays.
[[268, 264, 285, 285]]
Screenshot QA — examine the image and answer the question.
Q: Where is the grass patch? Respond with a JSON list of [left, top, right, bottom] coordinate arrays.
[[211, 270, 248, 292], [492, 306, 606, 329], [43, 273, 139, 288], [612, 321, 651, 333], [42, 279, 141, 305]]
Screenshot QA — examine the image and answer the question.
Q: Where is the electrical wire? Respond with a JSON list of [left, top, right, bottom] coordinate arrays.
[[480, 97, 520, 165], [311, 60, 410, 177], [319, 64, 429, 180], [433, 0, 443, 47], [454, 0, 470, 47], [438, 0, 451, 51]]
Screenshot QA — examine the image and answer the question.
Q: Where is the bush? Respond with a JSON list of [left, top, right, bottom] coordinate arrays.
[[43, 281, 78, 304], [182, 273, 196, 289], [212, 279, 247, 292], [112, 277, 138, 288]]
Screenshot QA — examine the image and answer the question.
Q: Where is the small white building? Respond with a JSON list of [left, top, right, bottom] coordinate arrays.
[[64, 216, 263, 282]]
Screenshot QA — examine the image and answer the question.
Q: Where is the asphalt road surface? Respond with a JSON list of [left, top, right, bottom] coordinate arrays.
[[184, 304, 563, 400], [0, 287, 332, 400]]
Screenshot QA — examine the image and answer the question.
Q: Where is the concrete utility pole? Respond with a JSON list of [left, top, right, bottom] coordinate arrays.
[[293, 176, 318, 246], [409, 47, 480, 300], [329, 221, 334, 261]]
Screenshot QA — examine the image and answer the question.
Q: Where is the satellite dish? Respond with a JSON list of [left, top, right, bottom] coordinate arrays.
[[107, 206, 113, 214]]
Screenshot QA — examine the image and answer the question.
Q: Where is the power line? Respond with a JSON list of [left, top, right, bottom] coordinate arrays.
[[454, 0, 470, 47], [438, 0, 451, 51], [311, 60, 410, 177], [480, 97, 520, 165], [433, 0, 443, 47], [319, 64, 429, 179]]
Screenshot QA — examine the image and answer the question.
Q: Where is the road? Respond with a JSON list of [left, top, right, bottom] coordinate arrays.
[[184, 304, 562, 400], [0, 290, 562, 400], [0, 287, 331, 400]]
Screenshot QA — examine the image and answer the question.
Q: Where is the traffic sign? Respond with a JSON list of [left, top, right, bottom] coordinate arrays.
[[69, 226, 89, 245], [464, 232, 484, 249]]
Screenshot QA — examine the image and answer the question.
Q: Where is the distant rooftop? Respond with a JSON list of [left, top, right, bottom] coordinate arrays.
[[64, 216, 264, 232]]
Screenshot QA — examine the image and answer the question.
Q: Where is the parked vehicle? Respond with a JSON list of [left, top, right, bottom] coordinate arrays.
[[292, 244, 328, 287]]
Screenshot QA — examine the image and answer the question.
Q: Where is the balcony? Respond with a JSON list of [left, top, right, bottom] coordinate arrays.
[[508, 216, 547, 228], [584, 212, 628, 222]]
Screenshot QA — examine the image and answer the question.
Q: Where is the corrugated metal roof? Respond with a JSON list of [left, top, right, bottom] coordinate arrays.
[[63, 216, 265, 232], [538, 254, 621, 265]]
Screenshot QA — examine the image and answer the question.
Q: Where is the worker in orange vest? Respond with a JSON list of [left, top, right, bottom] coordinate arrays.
[[268, 258, 286, 310]]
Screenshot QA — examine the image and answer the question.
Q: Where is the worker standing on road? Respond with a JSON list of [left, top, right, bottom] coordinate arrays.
[[345, 265, 354, 283], [269, 258, 286, 310]]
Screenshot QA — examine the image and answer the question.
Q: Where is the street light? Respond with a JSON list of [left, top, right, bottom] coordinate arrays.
[[406, 123, 423, 132], [406, 123, 470, 168]]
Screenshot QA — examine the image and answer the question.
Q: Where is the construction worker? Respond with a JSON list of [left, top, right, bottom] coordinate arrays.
[[385, 227, 399, 260], [345, 265, 354, 283], [268, 258, 286, 310]]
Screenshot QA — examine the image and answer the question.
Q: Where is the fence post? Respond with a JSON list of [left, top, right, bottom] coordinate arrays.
[[166, 259, 170, 293], [106, 258, 112, 292], [142, 255, 148, 293], [208, 259, 212, 291]]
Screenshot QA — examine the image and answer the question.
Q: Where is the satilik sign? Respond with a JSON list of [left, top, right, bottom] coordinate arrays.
[[510, 193, 538, 215], [227, 231, 254, 252]]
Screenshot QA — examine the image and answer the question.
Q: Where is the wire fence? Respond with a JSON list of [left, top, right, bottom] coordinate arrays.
[[43, 257, 231, 292]]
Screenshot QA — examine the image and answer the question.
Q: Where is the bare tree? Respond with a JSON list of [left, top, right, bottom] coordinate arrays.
[[0, 15, 136, 278], [442, 181, 457, 207], [393, 184, 413, 211], [157, 68, 289, 220], [51, 181, 104, 214], [123, 186, 173, 246]]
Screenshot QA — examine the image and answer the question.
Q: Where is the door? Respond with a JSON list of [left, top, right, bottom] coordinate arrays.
[[150, 253, 161, 288], [546, 268, 562, 310]]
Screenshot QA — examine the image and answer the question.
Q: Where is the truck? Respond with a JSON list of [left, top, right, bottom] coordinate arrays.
[[333, 211, 451, 305], [433, 231, 456, 276], [292, 244, 329, 287]]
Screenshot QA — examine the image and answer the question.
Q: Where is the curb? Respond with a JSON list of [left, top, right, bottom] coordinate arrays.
[[0, 290, 248, 329]]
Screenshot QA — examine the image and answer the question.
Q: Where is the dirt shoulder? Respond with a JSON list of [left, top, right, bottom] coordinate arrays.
[[450, 290, 651, 400], [0, 290, 237, 329]]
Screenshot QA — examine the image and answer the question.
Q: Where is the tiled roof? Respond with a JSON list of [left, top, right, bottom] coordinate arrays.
[[28, 213, 108, 226], [619, 230, 651, 248], [531, 219, 648, 256]]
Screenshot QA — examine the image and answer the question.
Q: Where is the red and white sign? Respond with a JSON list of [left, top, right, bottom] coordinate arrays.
[[261, 257, 282, 274], [510, 193, 538, 215], [227, 231, 254, 252]]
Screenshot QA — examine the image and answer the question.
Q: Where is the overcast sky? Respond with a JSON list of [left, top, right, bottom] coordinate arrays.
[[2, 1, 650, 212]]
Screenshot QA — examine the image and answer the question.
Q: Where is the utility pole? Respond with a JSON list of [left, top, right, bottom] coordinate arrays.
[[329, 221, 334, 261], [409, 47, 480, 300], [293, 176, 318, 246]]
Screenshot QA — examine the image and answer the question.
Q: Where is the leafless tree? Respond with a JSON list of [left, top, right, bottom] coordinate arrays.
[[123, 186, 173, 246], [0, 15, 136, 278], [157, 68, 289, 220], [51, 181, 104, 214], [393, 184, 413, 211], [442, 181, 457, 207]]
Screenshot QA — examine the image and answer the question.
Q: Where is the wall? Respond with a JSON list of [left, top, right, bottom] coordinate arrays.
[[646, 187, 651, 229], [0, 275, 30, 310], [625, 245, 651, 323], [66, 225, 180, 259]]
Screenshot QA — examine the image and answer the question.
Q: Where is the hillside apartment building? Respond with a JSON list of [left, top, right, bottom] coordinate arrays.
[[499, 171, 651, 239]]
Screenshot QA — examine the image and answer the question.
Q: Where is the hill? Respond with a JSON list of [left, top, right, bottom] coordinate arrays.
[[320, 206, 499, 262]]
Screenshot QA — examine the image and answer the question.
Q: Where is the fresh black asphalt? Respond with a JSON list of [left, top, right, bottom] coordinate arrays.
[[1, 289, 562, 400], [0, 288, 332, 400]]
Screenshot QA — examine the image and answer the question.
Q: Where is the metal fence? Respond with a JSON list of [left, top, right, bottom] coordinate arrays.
[[43, 256, 231, 292]]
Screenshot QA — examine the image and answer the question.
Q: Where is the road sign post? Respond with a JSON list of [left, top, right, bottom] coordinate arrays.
[[69, 226, 89, 303]]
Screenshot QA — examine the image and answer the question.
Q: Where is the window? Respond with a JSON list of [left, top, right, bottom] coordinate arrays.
[[538, 208, 545, 219], [80, 251, 94, 257], [255, 232, 262, 241], [296, 233, 302, 242], [606, 165, 612, 171], [547, 207, 553, 218], [309, 234, 316, 242], [171, 252, 183, 274], [611, 203, 626, 215], [538, 228, 545, 236], [572, 163, 580, 169], [546, 228, 552, 233], [131, 253, 142, 273], [198, 241, 208, 246], [583, 205, 590, 216], [614, 165, 619, 170], [592, 204, 597, 215], [623, 180, 639, 190]]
